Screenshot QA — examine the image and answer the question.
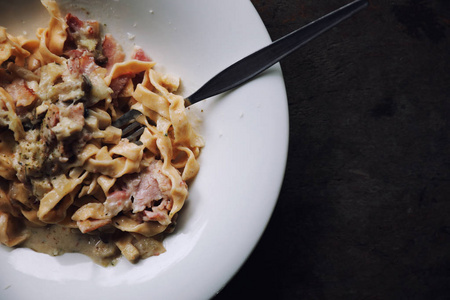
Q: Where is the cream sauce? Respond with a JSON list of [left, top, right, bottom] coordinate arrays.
[[21, 225, 120, 266], [19, 224, 166, 266]]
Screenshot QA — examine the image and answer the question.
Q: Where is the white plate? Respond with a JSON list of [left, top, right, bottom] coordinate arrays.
[[0, 0, 289, 299]]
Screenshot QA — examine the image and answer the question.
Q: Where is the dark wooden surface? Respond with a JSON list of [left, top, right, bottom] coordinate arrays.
[[215, 0, 450, 299]]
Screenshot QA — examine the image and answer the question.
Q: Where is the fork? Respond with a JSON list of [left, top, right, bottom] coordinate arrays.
[[113, 0, 368, 141]]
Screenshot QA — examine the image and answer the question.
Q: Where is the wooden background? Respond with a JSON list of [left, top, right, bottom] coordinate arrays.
[[216, 0, 450, 299]]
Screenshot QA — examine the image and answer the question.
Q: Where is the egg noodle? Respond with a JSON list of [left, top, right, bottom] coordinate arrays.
[[0, 0, 203, 265]]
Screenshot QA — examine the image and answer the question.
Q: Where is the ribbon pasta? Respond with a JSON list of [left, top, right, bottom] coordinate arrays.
[[0, 0, 203, 265]]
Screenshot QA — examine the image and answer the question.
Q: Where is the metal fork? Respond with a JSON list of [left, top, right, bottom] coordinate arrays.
[[113, 0, 368, 141]]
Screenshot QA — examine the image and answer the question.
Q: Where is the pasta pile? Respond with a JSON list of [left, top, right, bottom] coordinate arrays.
[[0, 0, 203, 264]]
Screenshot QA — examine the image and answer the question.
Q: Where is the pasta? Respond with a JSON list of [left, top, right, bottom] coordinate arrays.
[[0, 0, 203, 265]]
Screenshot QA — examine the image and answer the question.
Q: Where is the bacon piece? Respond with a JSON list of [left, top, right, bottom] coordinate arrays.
[[104, 190, 132, 217], [104, 161, 173, 224], [142, 198, 171, 224], [5, 79, 36, 108], [132, 165, 168, 212], [65, 13, 101, 52], [102, 34, 125, 72], [66, 49, 98, 75], [65, 49, 84, 59], [132, 161, 172, 224], [131, 46, 151, 62], [110, 74, 131, 99], [66, 13, 84, 32]]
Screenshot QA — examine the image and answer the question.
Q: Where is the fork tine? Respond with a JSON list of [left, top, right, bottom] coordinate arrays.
[[112, 109, 142, 128], [124, 126, 145, 142], [121, 121, 143, 137]]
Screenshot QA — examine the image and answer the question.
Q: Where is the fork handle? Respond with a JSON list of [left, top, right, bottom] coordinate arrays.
[[186, 0, 368, 104]]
